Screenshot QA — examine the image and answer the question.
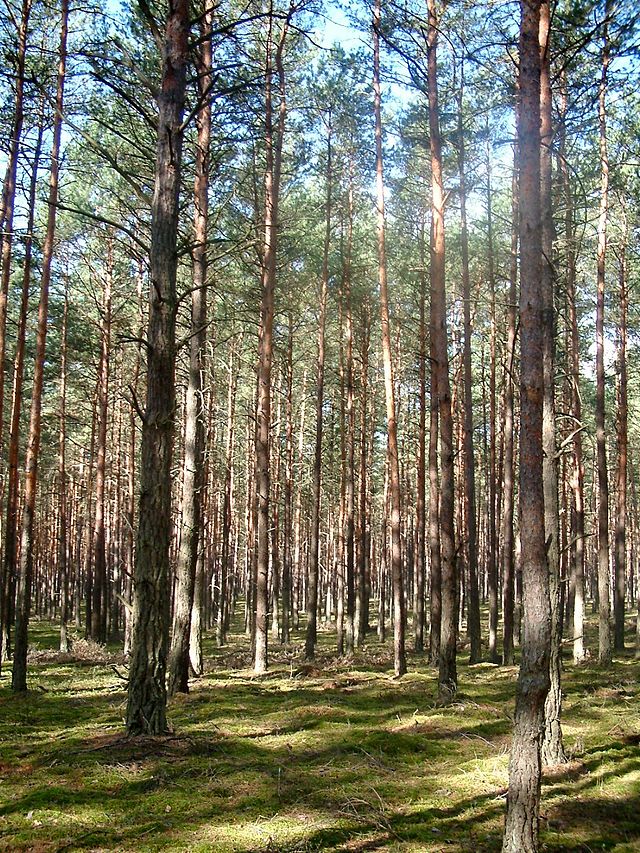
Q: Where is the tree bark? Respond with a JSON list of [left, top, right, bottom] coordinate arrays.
[[374, 0, 406, 677], [595, 0, 612, 667], [90, 241, 112, 644], [305, 119, 331, 661], [126, 0, 190, 733], [1, 101, 44, 670], [254, 4, 289, 674], [12, 0, 68, 692], [502, 125, 519, 667], [167, 5, 212, 696], [457, 62, 480, 664], [614, 223, 627, 653], [539, 0, 565, 767], [502, 1, 551, 847], [427, 0, 456, 696]]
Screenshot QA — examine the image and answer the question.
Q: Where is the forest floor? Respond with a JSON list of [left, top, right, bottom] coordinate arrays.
[[0, 617, 639, 852]]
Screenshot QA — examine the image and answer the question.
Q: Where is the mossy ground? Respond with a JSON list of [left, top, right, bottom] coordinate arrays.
[[0, 616, 639, 852]]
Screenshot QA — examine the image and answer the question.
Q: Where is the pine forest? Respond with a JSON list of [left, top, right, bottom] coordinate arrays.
[[0, 0, 639, 850]]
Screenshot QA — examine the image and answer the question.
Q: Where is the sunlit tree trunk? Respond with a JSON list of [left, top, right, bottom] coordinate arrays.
[[614, 222, 628, 653], [374, 0, 406, 676], [168, 5, 212, 695], [0, 0, 32, 471], [457, 62, 480, 664], [427, 0, 456, 696], [306, 148, 330, 659], [540, 0, 565, 767], [502, 0, 551, 846], [58, 291, 69, 653], [0, 102, 44, 670], [502, 127, 519, 667], [126, 0, 190, 732], [12, 0, 68, 692], [415, 224, 427, 655], [595, 0, 612, 667]]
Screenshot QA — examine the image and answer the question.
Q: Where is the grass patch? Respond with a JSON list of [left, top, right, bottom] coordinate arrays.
[[0, 617, 639, 851]]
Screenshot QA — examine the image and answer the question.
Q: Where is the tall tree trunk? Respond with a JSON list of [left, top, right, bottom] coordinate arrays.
[[0, 0, 32, 468], [457, 63, 480, 664], [614, 223, 627, 653], [485, 137, 501, 664], [595, 0, 612, 667], [558, 77, 586, 666], [58, 290, 69, 653], [218, 337, 238, 647], [12, 0, 68, 692], [502, 0, 551, 847], [167, 5, 212, 695], [374, 0, 406, 677], [357, 308, 371, 646], [0, 101, 44, 669], [502, 123, 519, 667], [281, 319, 293, 645], [305, 122, 331, 661], [90, 241, 112, 644], [344, 169, 356, 656], [427, 0, 456, 696], [254, 5, 289, 674], [126, 0, 190, 733], [415, 224, 427, 655], [540, 0, 565, 767]]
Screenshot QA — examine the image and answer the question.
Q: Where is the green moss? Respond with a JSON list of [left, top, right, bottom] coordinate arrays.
[[0, 619, 638, 851]]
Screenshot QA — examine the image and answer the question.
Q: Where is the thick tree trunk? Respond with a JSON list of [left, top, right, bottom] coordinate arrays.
[[167, 6, 211, 695], [502, 1, 551, 848], [12, 0, 68, 692], [374, 0, 406, 677], [126, 0, 189, 732]]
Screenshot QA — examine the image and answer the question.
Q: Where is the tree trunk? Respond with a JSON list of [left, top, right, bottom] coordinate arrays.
[[167, 5, 211, 696], [59, 291, 69, 653], [254, 5, 289, 674], [415, 224, 427, 655], [126, 0, 189, 733], [1, 101, 44, 670], [374, 0, 406, 677], [539, 0, 565, 767], [305, 122, 331, 661], [457, 63, 480, 664], [90, 240, 112, 644], [614, 224, 627, 653], [427, 0, 456, 696], [502, 126, 519, 667], [12, 0, 68, 692], [502, 1, 551, 847], [595, 0, 612, 667], [0, 0, 32, 472]]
